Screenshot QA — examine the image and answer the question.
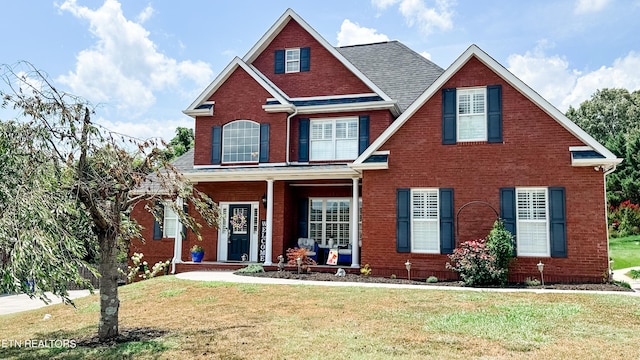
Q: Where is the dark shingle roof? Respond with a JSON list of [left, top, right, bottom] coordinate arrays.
[[337, 41, 444, 112]]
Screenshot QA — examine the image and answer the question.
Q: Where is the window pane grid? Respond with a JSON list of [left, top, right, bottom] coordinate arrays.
[[163, 206, 178, 239], [222, 120, 260, 163], [308, 199, 351, 247], [286, 48, 300, 73], [310, 118, 358, 161]]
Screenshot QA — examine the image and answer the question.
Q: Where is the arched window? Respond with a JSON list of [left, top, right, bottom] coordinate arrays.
[[222, 120, 260, 163]]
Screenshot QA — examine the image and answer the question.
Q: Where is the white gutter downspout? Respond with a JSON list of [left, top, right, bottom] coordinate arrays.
[[285, 106, 298, 165], [603, 163, 617, 280]]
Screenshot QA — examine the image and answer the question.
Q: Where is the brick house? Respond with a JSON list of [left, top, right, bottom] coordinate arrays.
[[131, 9, 621, 282]]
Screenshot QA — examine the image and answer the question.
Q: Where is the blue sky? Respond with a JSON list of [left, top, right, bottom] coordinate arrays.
[[2, 0, 639, 142]]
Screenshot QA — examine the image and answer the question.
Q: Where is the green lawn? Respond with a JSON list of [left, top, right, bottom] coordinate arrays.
[[610, 235, 640, 270], [1, 276, 640, 359]]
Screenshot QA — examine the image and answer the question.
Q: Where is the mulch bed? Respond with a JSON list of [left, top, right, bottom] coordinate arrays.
[[236, 270, 634, 292]]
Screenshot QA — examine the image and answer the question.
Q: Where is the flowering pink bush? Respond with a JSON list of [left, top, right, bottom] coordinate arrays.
[[609, 200, 640, 237], [446, 239, 506, 286]]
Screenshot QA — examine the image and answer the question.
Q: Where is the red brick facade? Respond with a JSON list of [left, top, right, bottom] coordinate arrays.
[[360, 57, 608, 282], [133, 11, 614, 284]]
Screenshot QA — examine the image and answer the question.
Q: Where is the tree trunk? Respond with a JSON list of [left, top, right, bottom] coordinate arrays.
[[98, 232, 119, 341]]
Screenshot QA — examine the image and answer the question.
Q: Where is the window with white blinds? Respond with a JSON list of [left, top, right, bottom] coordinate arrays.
[[411, 189, 440, 253], [516, 188, 549, 256], [163, 204, 179, 239], [310, 118, 358, 160], [309, 199, 351, 247], [457, 87, 487, 141]]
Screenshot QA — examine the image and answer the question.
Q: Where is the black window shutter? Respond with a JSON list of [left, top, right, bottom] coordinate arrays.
[[153, 202, 164, 240], [396, 189, 411, 253], [358, 115, 370, 155], [211, 126, 222, 164], [487, 85, 503, 143], [442, 88, 457, 144], [439, 188, 455, 254], [300, 47, 310, 72], [298, 198, 309, 238], [275, 49, 285, 74], [259, 123, 270, 163], [298, 118, 310, 162], [500, 187, 517, 255], [549, 187, 567, 258]]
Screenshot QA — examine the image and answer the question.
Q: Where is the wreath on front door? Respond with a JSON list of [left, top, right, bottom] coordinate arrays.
[[230, 212, 247, 232]]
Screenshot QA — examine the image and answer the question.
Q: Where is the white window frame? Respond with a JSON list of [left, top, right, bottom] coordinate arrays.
[[162, 204, 179, 239], [285, 48, 300, 73], [410, 189, 440, 253], [309, 198, 361, 247], [309, 117, 358, 161], [515, 187, 550, 257], [457, 87, 487, 142], [222, 120, 260, 163]]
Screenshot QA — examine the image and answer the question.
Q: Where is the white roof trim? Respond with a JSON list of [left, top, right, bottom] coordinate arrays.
[[183, 57, 290, 115], [264, 100, 399, 116], [241, 8, 393, 103], [183, 166, 361, 182], [354, 44, 621, 165]]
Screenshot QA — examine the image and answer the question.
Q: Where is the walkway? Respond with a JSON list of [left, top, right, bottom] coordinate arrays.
[[2, 268, 639, 316]]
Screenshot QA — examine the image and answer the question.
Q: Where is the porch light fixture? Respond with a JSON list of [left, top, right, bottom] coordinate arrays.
[[405, 260, 412, 281], [261, 193, 267, 208], [537, 261, 545, 287]]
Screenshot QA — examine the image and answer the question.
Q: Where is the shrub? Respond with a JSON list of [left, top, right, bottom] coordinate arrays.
[[446, 239, 506, 286], [236, 264, 265, 273], [524, 277, 541, 286], [360, 264, 372, 276], [486, 219, 514, 283], [609, 200, 640, 237], [120, 252, 170, 284], [285, 247, 316, 272], [426, 276, 438, 283]]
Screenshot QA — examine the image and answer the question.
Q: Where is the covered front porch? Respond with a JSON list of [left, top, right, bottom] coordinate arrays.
[[169, 164, 364, 273]]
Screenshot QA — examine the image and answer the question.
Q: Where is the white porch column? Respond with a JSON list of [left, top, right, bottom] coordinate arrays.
[[264, 179, 274, 265], [350, 177, 360, 268], [171, 197, 184, 274]]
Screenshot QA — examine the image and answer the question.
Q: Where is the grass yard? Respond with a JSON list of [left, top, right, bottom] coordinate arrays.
[[1, 276, 640, 359], [609, 234, 640, 270]]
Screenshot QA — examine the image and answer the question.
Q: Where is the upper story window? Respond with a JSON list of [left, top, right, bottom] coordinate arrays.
[[457, 87, 487, 141], [442, 85, 502, 145], [286, 48, 300, 73], [275, 47, 310, 74], [222, 120, 260, 163], [310, 117, 358, 161]]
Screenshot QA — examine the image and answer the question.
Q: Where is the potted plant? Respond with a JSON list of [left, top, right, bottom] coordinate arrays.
[[191, 244, 204, 263]]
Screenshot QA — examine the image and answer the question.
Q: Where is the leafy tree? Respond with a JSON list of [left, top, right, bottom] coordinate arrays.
[[0, 62, 218, 341], [566, 88, 640, 205], [166, 127, 194, 159]]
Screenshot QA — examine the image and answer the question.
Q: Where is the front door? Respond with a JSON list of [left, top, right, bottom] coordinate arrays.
[[228, 204, 251, 261]]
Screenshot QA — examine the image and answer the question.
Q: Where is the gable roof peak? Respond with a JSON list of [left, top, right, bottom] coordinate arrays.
[[241, 8, 393, 103]]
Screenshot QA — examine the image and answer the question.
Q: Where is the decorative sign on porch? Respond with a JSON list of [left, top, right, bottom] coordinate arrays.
[[326, 249, 338, 265], [259, 220, 267, 262]]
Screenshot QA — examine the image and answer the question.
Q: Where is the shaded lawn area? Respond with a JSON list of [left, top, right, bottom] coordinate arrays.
[[0, 276, 639, 359], [610, 235, 640, 270]]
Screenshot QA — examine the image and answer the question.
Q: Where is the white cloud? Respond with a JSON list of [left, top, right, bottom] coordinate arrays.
[[507, 43, 640, 111], [574, 0, 610, 14], [56, 0, 213, 117], [96, 115, 193, 144], [372, 0, 454, 36], [136, 5, 154, 23], [337, 19, 390, 46], [419, 51, 432, 60]]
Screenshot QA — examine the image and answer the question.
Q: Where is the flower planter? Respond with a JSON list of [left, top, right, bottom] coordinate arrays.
[[191, 251, 204, 263]]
